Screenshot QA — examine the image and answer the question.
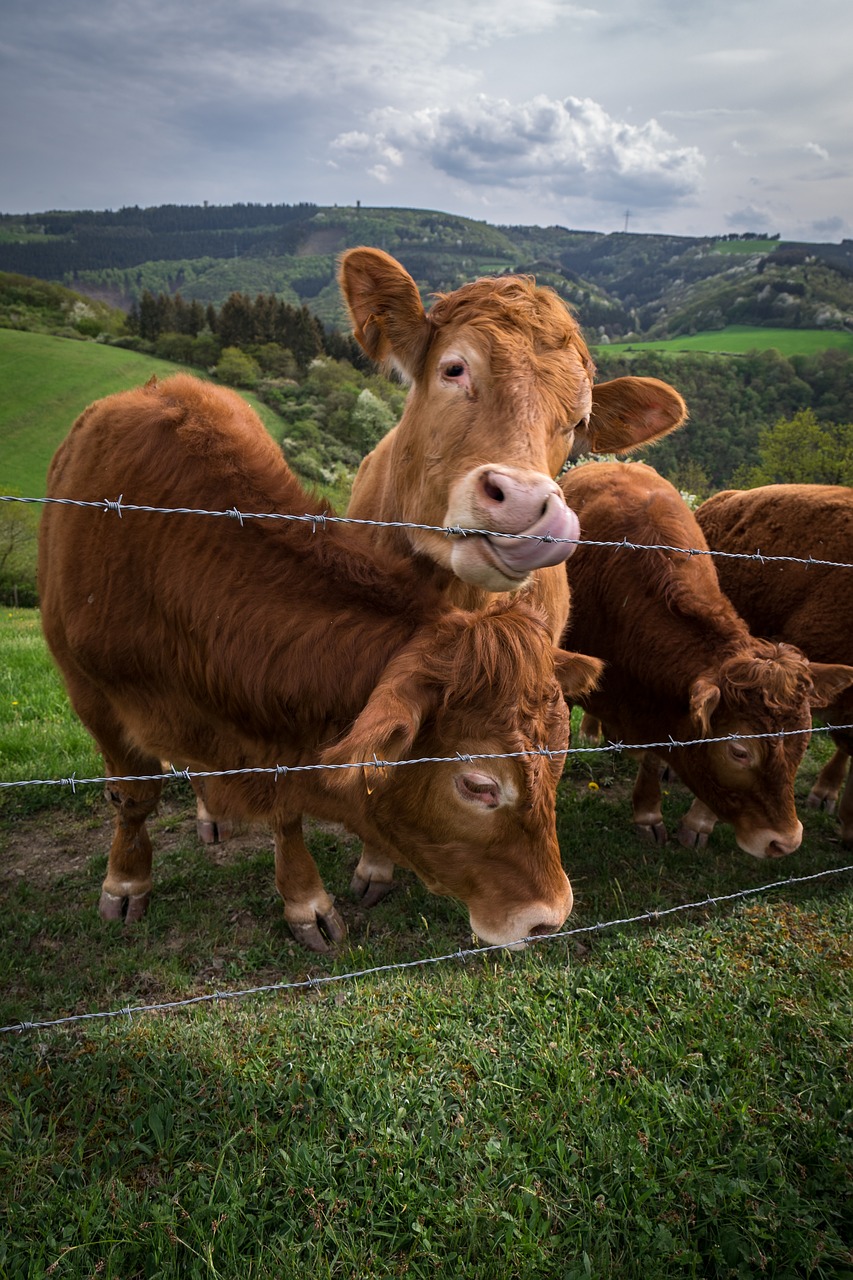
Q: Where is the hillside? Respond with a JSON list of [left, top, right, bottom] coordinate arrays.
[[2, 204, 852, 341]]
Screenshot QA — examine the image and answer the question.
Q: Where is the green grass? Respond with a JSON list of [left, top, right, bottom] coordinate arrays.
[[599, 326, 853, 358], [0, 328, 287, 496], [1, 610, 852, 1277]]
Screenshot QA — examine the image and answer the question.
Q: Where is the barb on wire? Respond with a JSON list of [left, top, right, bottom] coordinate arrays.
[[2, 862, 850, 1037], [2, 493, 852, 571], [2, 723, 851, 794]]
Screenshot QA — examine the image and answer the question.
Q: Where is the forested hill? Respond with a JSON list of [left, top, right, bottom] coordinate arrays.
[[1, 202, 852, 341]]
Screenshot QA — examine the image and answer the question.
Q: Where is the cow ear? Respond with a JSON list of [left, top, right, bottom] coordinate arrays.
[[553, 649, 604, 701], [807, 661, 853, 708], [338, 247, 431, 380], [574, 376, 687, 456], [689, 675, 721, 736], [319, 669, 437, 794]]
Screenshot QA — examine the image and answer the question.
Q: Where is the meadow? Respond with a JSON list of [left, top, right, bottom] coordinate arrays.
[[1, 607, 852, 1279], [0, 329, 285, 496], [602, 326, 853, 359]]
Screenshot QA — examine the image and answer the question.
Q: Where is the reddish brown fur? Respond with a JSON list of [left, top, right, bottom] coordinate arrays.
[[341, 247, 688, 639], [560, 463, 853, 856], [38, 374, 595, 947], [697, 483, 853, 842]]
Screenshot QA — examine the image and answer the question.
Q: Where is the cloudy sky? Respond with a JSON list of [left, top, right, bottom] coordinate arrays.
[[2, 0, 850, 240]]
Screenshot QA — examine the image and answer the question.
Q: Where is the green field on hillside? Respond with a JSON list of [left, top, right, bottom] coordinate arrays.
[[601, 326, 853, 358], [0, 329, 285, 496]]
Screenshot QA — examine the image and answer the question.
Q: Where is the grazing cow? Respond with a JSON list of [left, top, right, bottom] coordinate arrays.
[[559, 463, 853, 857], [39, 374, 602, 951], [339, 248, 686, 901], [696, 484, 853, 844]]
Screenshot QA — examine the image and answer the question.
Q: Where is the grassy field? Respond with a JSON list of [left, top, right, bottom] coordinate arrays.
[[1, 608, 852, 1278], [0, 329, 286, 496], [601, 326, 853, 358]]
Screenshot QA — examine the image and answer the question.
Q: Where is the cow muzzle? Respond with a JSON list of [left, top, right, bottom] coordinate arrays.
[[446, 466, 581, 590], [468, 870, 574, 950]]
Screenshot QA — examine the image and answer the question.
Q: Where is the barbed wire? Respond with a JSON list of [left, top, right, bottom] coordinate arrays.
[[2, 723, 851, 794], [2, 493, 852, 570], [2, 862, 850, 1037]]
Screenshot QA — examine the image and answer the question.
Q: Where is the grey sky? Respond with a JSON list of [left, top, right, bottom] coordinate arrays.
[[1, 0, 850, 239]]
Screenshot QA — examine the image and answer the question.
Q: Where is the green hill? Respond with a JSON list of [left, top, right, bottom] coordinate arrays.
[[0, 328, 284, 496], [3, 203, 852, 343]]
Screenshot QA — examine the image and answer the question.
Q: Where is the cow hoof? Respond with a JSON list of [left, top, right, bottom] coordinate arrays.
[[196, 818, 233, 845], [350, 871, 395, 907], [98, 889, 151, 923], [676, 824, 709, 850], [288, 906, 348, 953], [806, 789, 836, 814], [633, 821, 668, 846]]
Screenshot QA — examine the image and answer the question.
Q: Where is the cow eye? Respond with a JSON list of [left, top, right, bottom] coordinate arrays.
[[442, 361, 467, 380], [728, 741, 751, 765]]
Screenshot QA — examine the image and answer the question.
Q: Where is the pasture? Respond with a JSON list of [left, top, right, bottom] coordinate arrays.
[[1, 607, 852, 1278], [601, 326, 853, 358], [0, 328, 285, 496]]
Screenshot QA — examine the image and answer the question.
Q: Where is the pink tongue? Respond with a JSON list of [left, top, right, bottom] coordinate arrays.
[[488, 499, 581, 572]]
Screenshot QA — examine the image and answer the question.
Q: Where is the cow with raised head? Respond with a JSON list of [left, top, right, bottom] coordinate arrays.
[[696, 483, 853, 844], [559, 463, 853, 857], [338, 248, 687, 901], [39, 375, 602, 952], [341, 247, 688, 640]]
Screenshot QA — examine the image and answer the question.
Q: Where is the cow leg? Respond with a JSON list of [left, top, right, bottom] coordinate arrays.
[[101, 776, 162, 922], [58, 676, 162, 922], [632, 752, 668, 845], [837, 756, 853, 845], [190, 779, 234, 846], [350, 844, 397, 906], [274, 818, 348, 952], [806, 746, 849, 817], [677, 797, 718, 850]]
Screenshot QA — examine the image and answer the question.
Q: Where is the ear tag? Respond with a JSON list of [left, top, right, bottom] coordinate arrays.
[[364, 764, 389, 795]]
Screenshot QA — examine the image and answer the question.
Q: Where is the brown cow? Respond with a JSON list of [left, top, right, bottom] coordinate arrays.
[[559, 463, 853, 857], [341, 247, 688, 640], [39, 374, 602, 951], [696, 483, 853, 844], [340, 248, 686, 901]]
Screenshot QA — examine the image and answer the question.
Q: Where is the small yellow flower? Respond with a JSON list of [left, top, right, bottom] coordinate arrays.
[[587, 780, 599, 791]]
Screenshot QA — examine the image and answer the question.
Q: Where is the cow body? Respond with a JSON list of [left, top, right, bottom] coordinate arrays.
[[696, 483, 853, 843], [39, 375, 602, 951], [339, 249, 686, 899], [560, 464, 853, 857]]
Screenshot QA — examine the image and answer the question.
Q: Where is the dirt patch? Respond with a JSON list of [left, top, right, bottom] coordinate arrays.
[[0, 790, 357, 888]]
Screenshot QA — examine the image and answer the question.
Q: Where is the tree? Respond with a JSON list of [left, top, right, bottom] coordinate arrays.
[[738, 408, 853, 486], [214, 346, 261, 389], [0, 499, 38, 604]]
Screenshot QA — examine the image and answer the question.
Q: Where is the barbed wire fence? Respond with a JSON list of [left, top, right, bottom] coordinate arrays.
[[2, 491, 852, 1036], [3, 493, 853, 572]]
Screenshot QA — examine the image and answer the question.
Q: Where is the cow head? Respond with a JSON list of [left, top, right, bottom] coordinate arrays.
[[340, 247, 687, 592], [319, 601, 603, 946], [677, 643, 853, 857]]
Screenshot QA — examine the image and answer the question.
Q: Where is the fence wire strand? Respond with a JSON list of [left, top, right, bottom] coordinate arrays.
[[2, 863, 850, 1037], [2, 723, 851, 794], [3, 492, 853, 571]]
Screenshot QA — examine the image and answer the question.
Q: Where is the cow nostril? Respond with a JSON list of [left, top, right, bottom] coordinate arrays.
[[527, 922, 556, 938], [483, 478, 505, 503]]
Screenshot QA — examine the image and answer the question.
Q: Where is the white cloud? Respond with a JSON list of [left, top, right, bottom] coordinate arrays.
[[803, 141, 830, 160], [331, 94, 705, 209]]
